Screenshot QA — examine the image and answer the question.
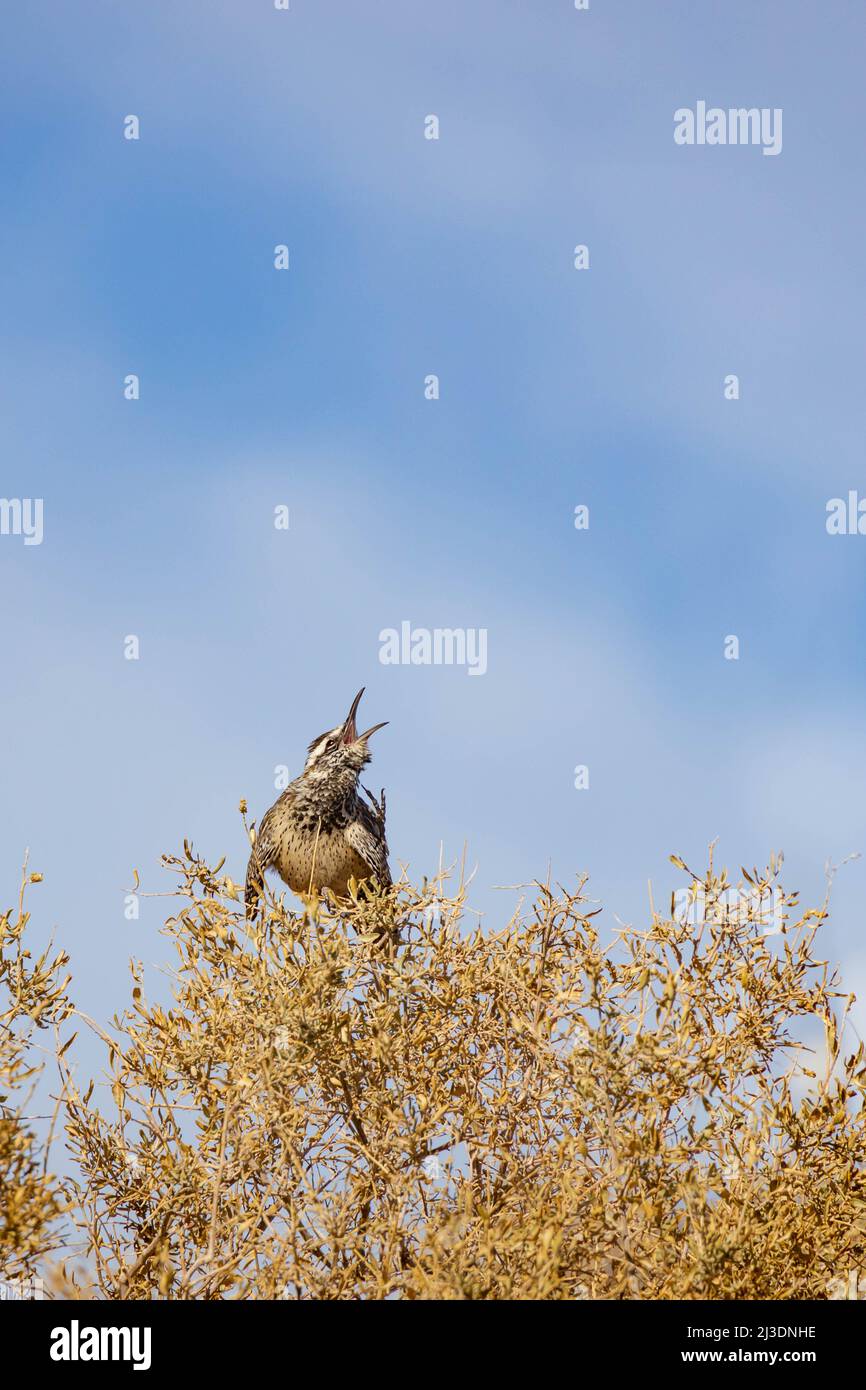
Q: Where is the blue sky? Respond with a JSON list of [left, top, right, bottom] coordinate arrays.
[[2, 1, 866, 1062]]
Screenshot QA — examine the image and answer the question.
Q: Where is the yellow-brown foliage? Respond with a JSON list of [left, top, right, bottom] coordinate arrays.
[[4, 841, 866, 1299], [0, 861, 71, 1281]]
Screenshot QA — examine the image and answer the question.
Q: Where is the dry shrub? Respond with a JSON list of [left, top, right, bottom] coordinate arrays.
[[4, 838, 866, 1299], [0, 861, 71, 1282]]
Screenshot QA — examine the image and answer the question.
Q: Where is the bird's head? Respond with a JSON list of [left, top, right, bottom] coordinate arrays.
[[302, 688, 388, 780]]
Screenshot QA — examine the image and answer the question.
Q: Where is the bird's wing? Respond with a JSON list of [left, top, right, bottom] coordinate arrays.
[[245, 787, 296, 914], [345, 801, 391, 888]]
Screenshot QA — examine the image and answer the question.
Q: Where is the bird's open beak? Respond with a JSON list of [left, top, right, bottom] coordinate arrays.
[[358, 720, 389, 741], [342, 688, 387, 743], [342, 688, 365, 742]]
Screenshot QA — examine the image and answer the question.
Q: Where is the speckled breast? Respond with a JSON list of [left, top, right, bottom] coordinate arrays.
[[272, 824, 370, 898]]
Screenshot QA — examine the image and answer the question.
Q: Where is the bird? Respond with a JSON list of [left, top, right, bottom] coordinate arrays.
[[245, 688, 391, 916]]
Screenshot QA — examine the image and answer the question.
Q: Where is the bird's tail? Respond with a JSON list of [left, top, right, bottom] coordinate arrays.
[[245, 850, 264, 920]]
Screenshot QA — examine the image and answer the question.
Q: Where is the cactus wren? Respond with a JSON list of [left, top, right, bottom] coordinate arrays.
[[245, 688, 391, 915]]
